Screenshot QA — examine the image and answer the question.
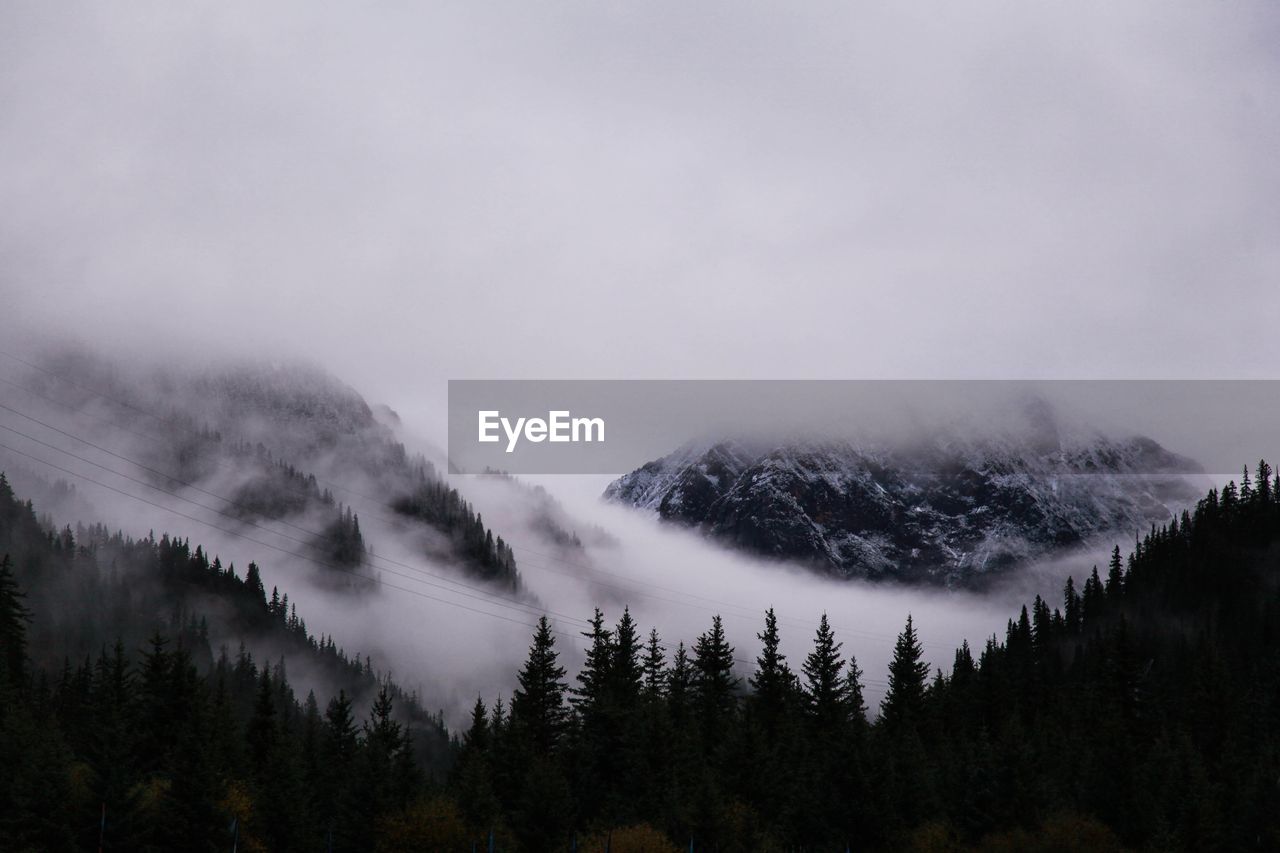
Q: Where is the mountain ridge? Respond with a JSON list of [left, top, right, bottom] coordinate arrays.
[[605, 421, 1205, 586]]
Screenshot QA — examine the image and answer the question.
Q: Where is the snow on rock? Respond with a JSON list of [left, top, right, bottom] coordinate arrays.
[[604, 409, 1205, 587]]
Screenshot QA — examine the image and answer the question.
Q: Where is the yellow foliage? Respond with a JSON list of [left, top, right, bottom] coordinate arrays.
[[975, 812, 1126, 852], [577, 823, 680, 853], [127, 775, 172, 817], [65, 760, 96, 811], [220, 778, 254, 825], [218, 780, 266, 853], [905, 821, 965, 853], [903, 812, 1127, 853], [376, 795, 471, 852]]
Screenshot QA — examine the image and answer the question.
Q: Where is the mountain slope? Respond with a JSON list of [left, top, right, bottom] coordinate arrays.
[[605, 424, 1204, 586], [3, 348, 522, 591], [0, 470, 454, 849]]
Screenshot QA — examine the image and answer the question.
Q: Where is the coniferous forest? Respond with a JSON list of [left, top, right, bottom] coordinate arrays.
[[3, 464, 1280, 851]]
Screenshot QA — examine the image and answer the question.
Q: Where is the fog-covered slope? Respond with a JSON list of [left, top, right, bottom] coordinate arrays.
[[2, 347, 528, 590]]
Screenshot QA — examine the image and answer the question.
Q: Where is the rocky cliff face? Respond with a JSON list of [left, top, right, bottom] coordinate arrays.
[[605, 419, 1204, 586]]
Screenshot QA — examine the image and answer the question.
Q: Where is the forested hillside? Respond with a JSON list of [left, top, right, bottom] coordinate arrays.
[[0, 472, 453, 852], [2, 352, 524, 590]]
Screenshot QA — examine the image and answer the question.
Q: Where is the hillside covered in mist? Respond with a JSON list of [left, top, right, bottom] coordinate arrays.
[[0, 471, 452, 850], [1, 348, 536, 593]]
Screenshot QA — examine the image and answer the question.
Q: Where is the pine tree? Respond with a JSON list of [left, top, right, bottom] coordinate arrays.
[[749, 608, 793, 728], [456, 696, 499, 833], [319, 689, 361, 850], [667, 641, 693, 723], [510, 616, 568, 753], [572, 608, 613, 715], [1105, 546, 1125, 597], [463, 696, 489, 752], [244, 562, 266, 603], [882, 614, 930, 730], [951, 641, 975, 684], [246, 669, 277, 782], [1082, 565, 1105, 622], [1063, 576, 1082, 634], [362, 684, 414, 815], [611, 607, 643, 704], [1221, 479, 1238, 510], [844, 653, 867, 727], [692, 615, 737, 749], [802, 613, 848, 730], [489, 694, 507, 735], [89, 640, 137, 827], [0, 554, 30, 688], [1031, 595, 1052, 653], [136, 632, 174, 776], [641, 628, 667, 696], [1256, 460, 1272, 503]]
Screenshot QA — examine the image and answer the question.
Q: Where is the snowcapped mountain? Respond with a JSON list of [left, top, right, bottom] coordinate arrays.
[[604, 406, 1205, 586]]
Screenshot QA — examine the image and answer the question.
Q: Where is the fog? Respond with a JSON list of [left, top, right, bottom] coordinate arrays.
[[3, 2, 1280, 420], [0, 348, 1143, 726], [3, 2, 1280, 725]]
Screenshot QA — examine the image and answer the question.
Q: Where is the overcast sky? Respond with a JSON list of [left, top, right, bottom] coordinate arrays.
[[3, 1, 1279, 427]]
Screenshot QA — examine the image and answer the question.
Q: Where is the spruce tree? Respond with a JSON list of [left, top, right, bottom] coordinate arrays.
[[667, 641, 693, 723], [244, 562, 266, 603], [692, 615, 737, 750], [510, 616, 568, 753], [572, 608, 613, 715], [611, 607, 643, 704], [362, 684, 414, 815], [802, 613, 848, 730], [0, 554, 30, 688], [882, 614, 930, 730], [1256, 460, 1272, 503], [749, 607, 793, 726], [641, 628, 667, 696], [463, 696, 489, 751], [320, 688, 359, 846], [1063, 576, 1082, 634], [246, 669, 277, 783], [844, 653, 867, 728], [1105, 545, 1125, 597], [1082, 565, 1105, 622]]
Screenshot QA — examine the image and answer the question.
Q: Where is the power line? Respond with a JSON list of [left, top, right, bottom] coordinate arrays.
[[0, 438, 565, 635], [0, 400, 588, 629], [0, 420, 592, 633]]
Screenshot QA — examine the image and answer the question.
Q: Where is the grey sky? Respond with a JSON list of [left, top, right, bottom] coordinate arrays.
[[3, 1, 1279, 431]]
